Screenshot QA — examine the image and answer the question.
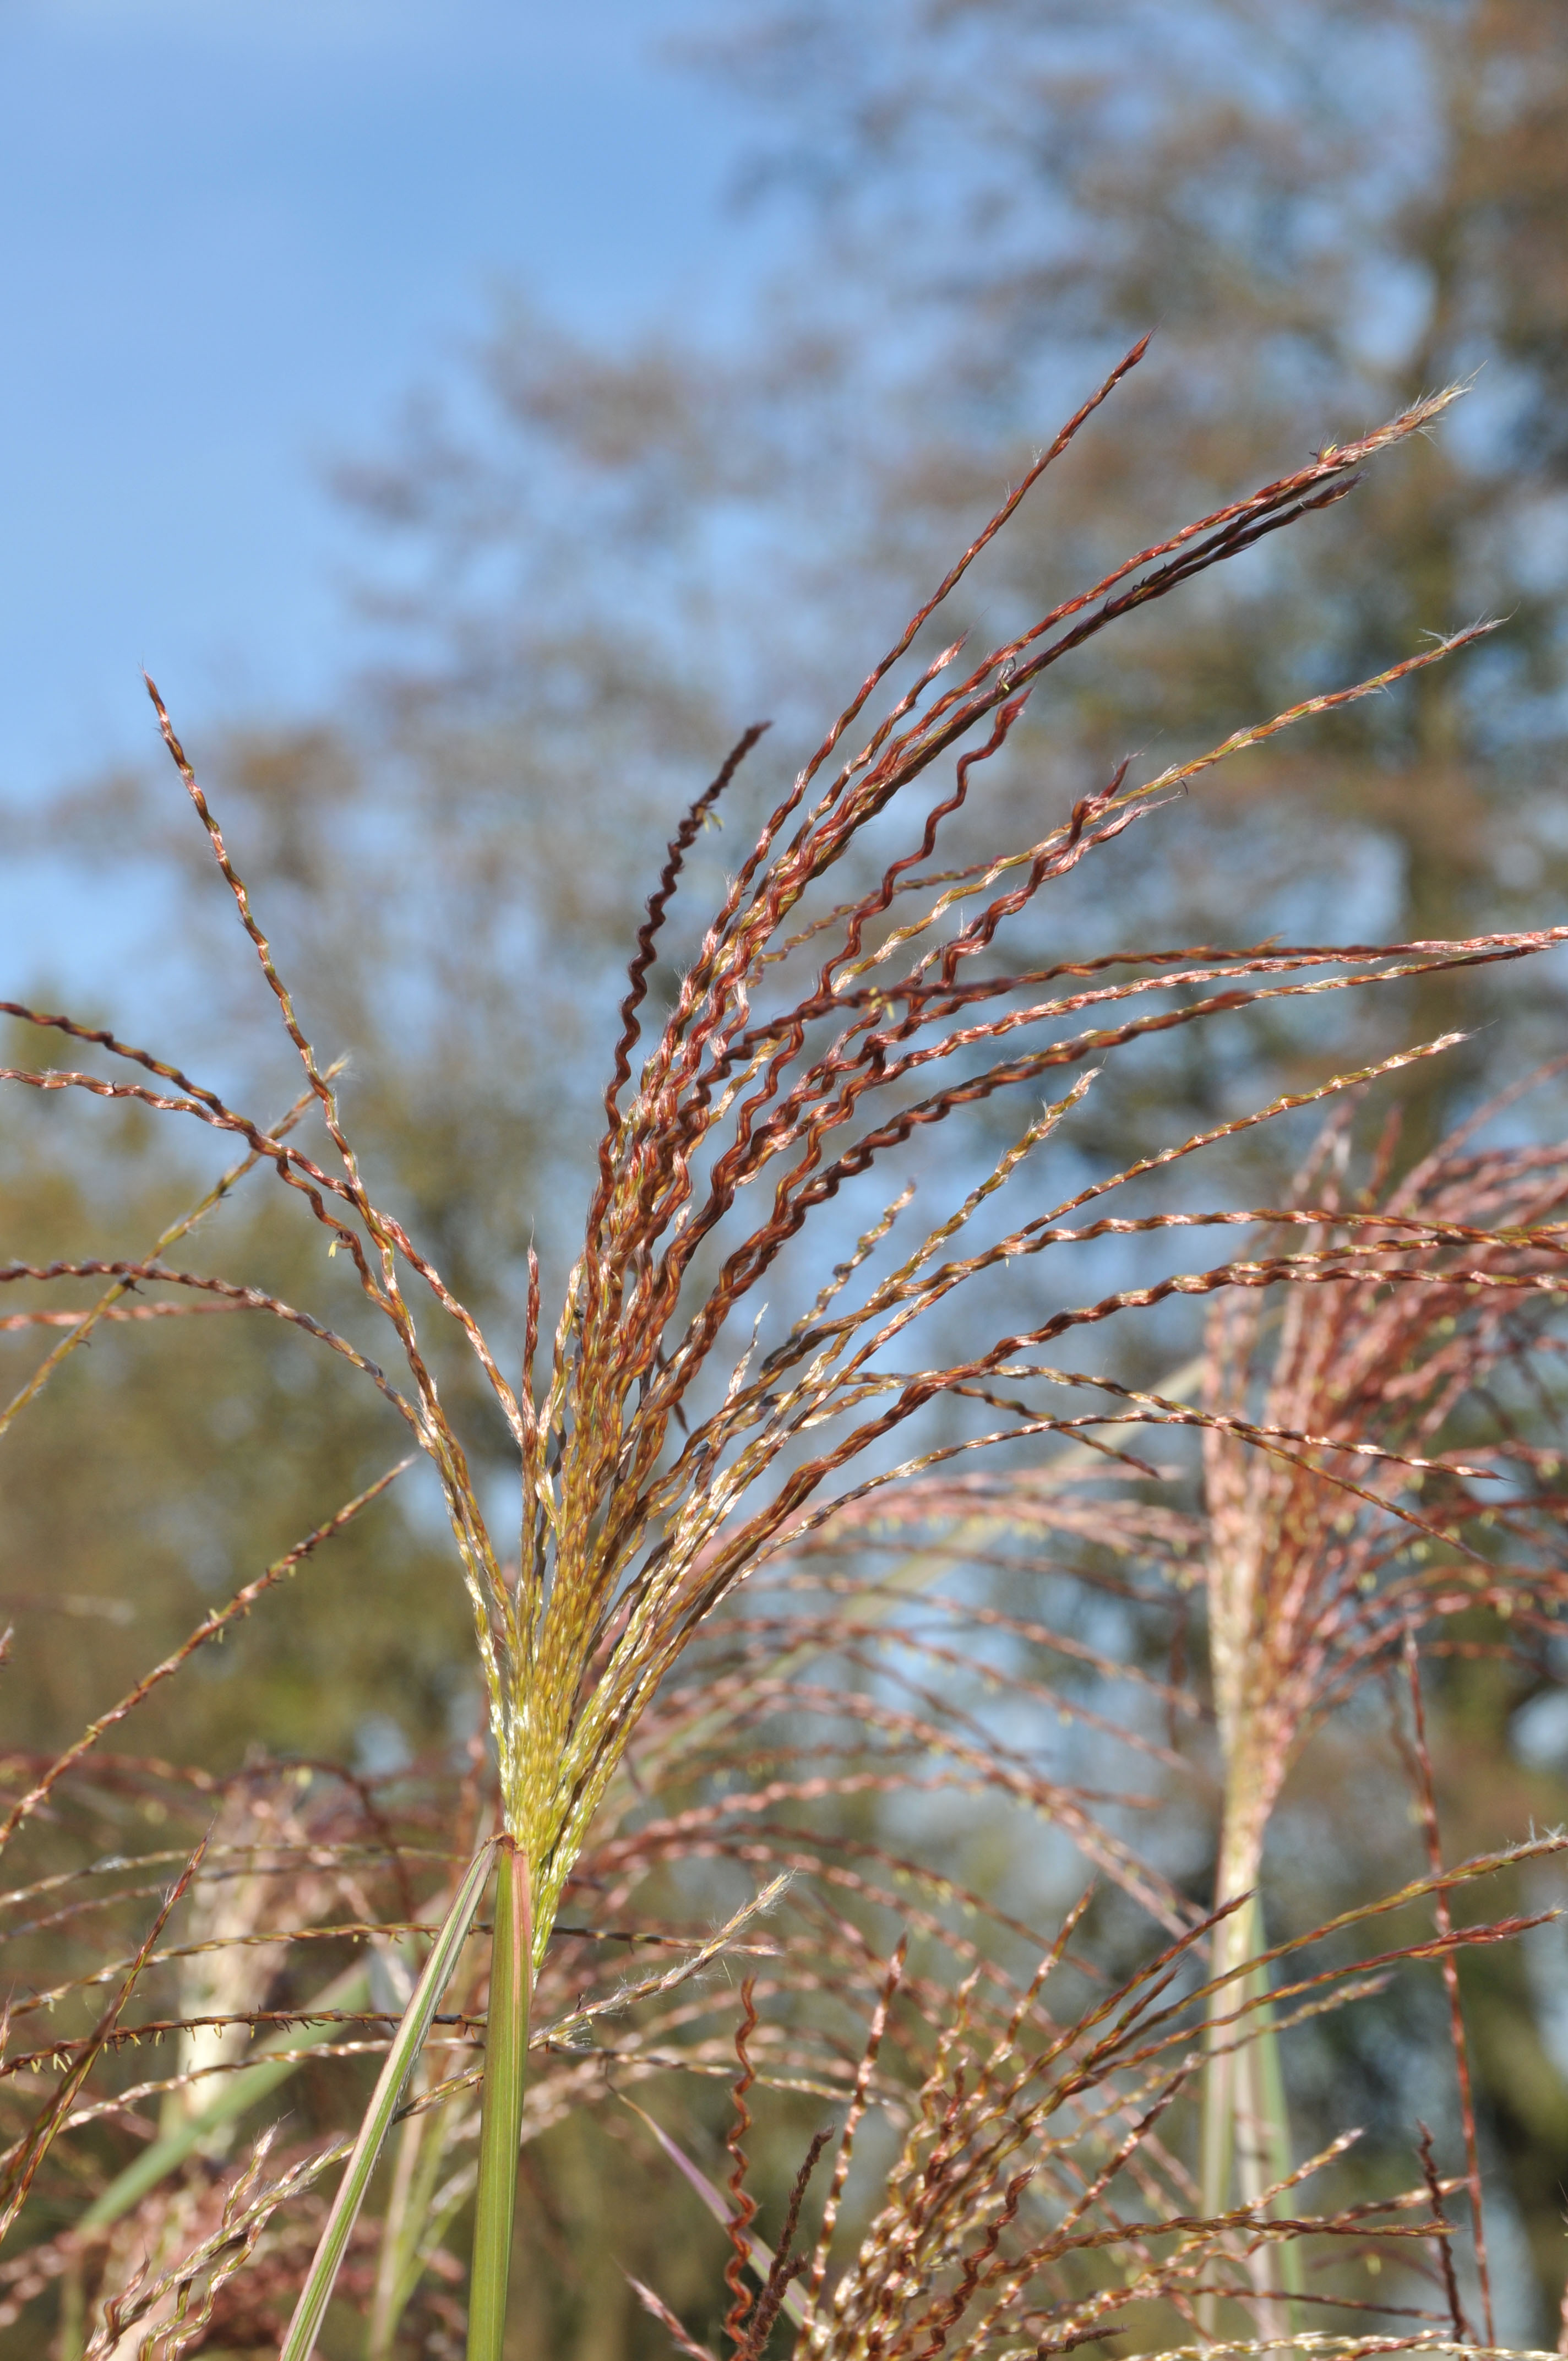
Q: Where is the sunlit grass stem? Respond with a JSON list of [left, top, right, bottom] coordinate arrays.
[[466, 1838, 533, 2361]]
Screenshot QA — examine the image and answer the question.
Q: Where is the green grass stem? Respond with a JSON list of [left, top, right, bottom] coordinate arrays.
[[1200, 1889, 1300, 2334], [465, 1837, 533, 2361]]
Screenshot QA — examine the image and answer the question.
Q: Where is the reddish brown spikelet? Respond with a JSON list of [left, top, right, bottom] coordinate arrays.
[[734, 2131, 831, 2361], [725, 1977, 762, 2350], [1404, 1632, 1492, 2343], [1417, 2118, 1471, 2342]]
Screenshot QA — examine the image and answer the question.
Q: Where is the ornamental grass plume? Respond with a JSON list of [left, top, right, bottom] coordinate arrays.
[[1201, 1082, 1568, 1915], [1195, 1080, 1568, 2333], [4, 341, 1568, 2354]]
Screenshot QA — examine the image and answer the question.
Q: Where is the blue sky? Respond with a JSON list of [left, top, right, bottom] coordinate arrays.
[[0, 0, 771, 791]]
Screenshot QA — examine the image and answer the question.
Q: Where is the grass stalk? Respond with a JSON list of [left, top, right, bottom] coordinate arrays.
[[1199, 1897, 1247, 2237], [1200, 1794, 1299, 2336], [1251, 1971, 1302, 2313], [465, 1837, 533, 2361], [280, 1841, 494, 2361]]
